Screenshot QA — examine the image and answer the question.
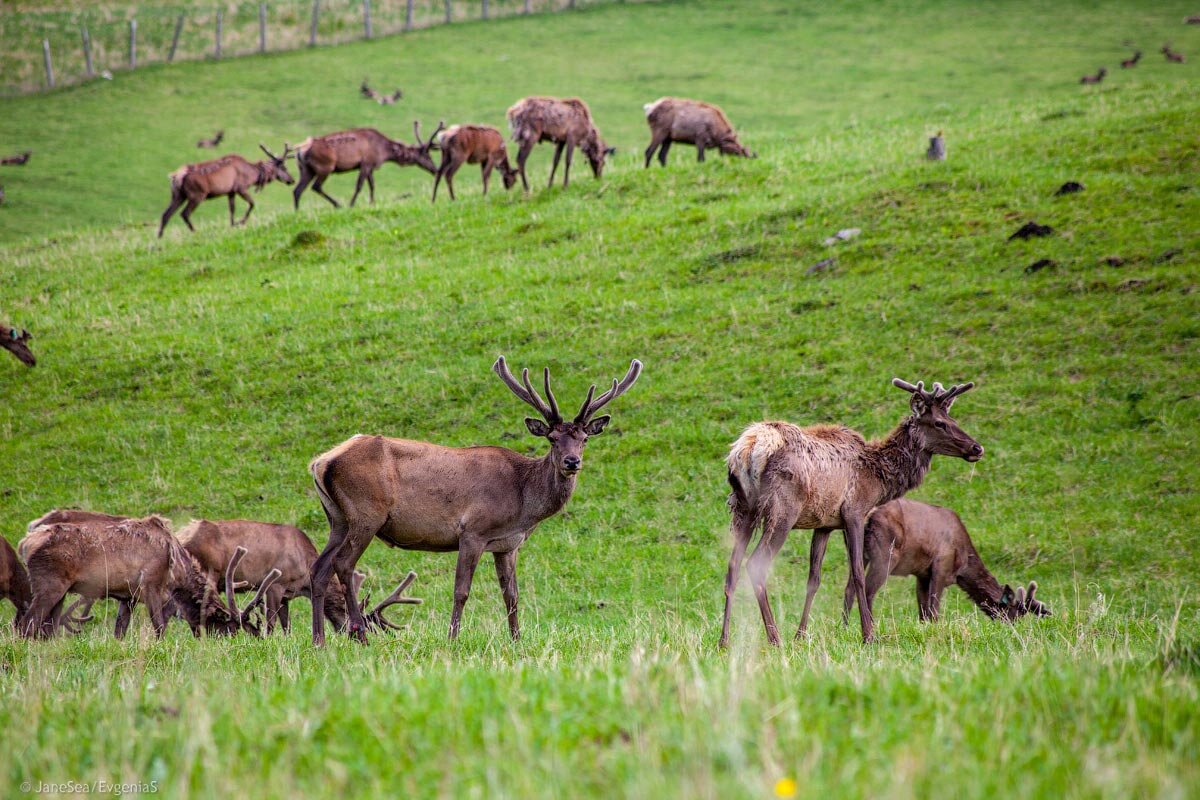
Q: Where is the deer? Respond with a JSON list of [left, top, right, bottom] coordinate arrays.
[[1079, 67, 1107, 84], [1, 536, 31, 629], [842, 498, 1051, 624], [507, 96, 615, 191], [1, 151, 31, 165], [2, 326, 35, 367], [196, 130, 224, 148], [361, 79, 403, 105], [642, 97, 755, 167], [18, 517, 237, 639], [722, 379, 983, 647], [432, 125, 519, 202], [158, 144, 295, 238], [177, 518, 420, 634], [307, 356, 642, 646], [1162, 45, 1186, 63], [292, 122, 440, 210], [1121, 51, 1142, 68]]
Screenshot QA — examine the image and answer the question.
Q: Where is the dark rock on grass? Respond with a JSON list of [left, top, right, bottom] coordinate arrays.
[[1025, 259, 1057, 274], [1055, 181, 1084, 196], [1009, 221, 1054, 241], [1103, 256, 1126, 267], [806, 257, 836, 275], [1154, 248, 1182, 264]]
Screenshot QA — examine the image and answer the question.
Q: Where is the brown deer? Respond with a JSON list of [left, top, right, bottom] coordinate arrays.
[[2, 326, 35, 367], [1, 151, 31, 165], [1162, 45, 1186, 63], [293, 122, 440, 209], [432, 125, 518, 202], [18, 517, 236, 639], [177, 518, 420, 634], [1079, 67, 1107, 84], [1, 537, 31, 629], [722, 379, 983, 646], [507, 96, 615, 191], [1121, 51, 1142, 68], [196, 130, 224, 148], [158, 144, 295, 237], [642, 97, 755, 167], [307, 356, 642, 646], [843, 498, 1051, 623], [361, 79, 403, 105]]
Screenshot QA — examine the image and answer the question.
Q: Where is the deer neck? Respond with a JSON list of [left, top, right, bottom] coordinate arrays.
[[955, 547, 1006, 619], [522, 451, 578, 524], [867, 418, 933, 506], [253, 161, 273, 189]]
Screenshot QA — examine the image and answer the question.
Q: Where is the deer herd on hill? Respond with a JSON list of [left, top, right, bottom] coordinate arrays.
[[156, 95, 756, 237], [2, 354, 1051, 647]]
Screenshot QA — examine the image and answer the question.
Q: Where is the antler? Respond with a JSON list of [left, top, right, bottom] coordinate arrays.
[[59, 598, 95, 634], [575, 359, 643, 424], [259, 143, 280, 161], [494, 356, 560, 423], [414, 119, 445, 149], [892, 378, 974, 406], [224, 546, 248, 620], [364, 571, 423, 632]]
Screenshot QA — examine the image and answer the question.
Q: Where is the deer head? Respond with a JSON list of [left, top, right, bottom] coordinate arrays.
[[407, 120, 445, 174], [259, 143, 296, 186], [892, 378, 984, 462], [494, 356, 642, 478], [581, 131, 616, 179], [2, 326, 35, 367], [996, 581, 1051, 620]]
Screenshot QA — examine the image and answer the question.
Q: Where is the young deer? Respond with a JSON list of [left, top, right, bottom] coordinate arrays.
[[293, 122, 440, 209], [158, 144, 294, 237], [1, 537, 31, 628], [308, 356, 642, 645], [2, 326, 35, 367], [723, 379, 983, 646], [643, 97, 755, 167], [843, 498, 1051, 623], [432, 125, 518, 202], [507, 97, 614, 191]]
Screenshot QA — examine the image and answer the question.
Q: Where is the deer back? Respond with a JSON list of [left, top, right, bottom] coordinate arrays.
[[25, 518, 176, 601], [179, 519, 315, 588]]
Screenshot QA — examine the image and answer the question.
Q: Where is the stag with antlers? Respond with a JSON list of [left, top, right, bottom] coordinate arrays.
[[158, 143, 294, 237], [723, 378, 983, 645], [292, 121, 440, 209], [307, 356, 642, 645], [196, 130, 224, 148], [361, 79, 403, 105], [2, 326, 35, 367]]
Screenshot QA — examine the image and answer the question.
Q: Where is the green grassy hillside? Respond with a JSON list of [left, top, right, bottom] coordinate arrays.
[[1, 0, 1198, 797]]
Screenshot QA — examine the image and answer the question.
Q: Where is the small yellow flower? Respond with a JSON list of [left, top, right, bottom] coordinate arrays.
[[774, 777, 797, 798]]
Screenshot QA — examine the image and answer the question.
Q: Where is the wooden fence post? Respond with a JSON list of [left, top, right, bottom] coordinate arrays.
[[215, 11, 223, 59], [310, 0, 320, 46], [129, 19, 137, 68], [524, 0, 531, 13], [405, 0, 414, 30], [363, 0, 373, 38], [445, 0, 452, 24], [42, 39, 55, 88], [81, 26, 94, 77], [482, 0, 488, 20], [169, 13, 184, 62], [259, 3, 268, 53]]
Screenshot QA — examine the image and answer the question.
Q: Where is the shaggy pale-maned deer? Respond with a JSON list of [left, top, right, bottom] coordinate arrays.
[[158, 144, 294, 237], [507, 96, 615, 191], [308, 356, 642, 645], [723, 379, 983, 646], [843, 498, 1051, 623], [642, 97, 755, 167], [2, 326, 35, 367], [432, 125, 518, 202], [1, 536, 31, 629], [177, 518, 420, 634], [19, 517, 235, 639], [293, 122, 440, 209]]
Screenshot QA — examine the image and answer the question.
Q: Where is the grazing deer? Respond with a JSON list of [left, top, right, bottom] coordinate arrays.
[[842, 499, 1051, 623], [293, 122, 440, 209], [196, 130, 225, 148], [308, 356, 642, 645], [507, 96, 615, 191], [722, 379, 983, 646], [18, 517, 235, 639], [361, 79, 403, 105], [158, 144, 295, 237], [1121, 51, 1142, 68], [2, 326, 35, 367], [1, 151, 31, 165], [1162, 44, 1186, 63], [642, 97, 755, 167], [177, 518, 420, 634], [432, 125, 518, 202], [1080, 67, 1107, 84], [1, 536, 31, 629]]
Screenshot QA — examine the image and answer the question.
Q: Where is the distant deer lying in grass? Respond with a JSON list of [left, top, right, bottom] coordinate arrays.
[[643, 97, 755, 167], [1, 151, 31, 165], [1, 537, 31, 629], [843, 498, 1051, 623], [1120, 51, 1142, 68], [293, 122, 440, 209], [158, 144, 294, 237], [507, 96, 614, 190], [1162, 44, 1186, 63], [361, 79, 402, 105], [432, 125, 518, 202], [1079, 67, 1107, 84], [196, 130, 224, 148], [2, 326, 35, 367], [723, 379, 983, 646]]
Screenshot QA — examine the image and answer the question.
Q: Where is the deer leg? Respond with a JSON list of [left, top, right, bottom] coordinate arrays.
[[366, 171, 376, 204], [562, 141, 574, 188], [481, 162, 493, 196], [349, 170, 368, 207], [845, 516, 874, 643], [293, 168, 314, 209], [180, 198, 201, 232], [449, 541, 485, 640], [719, 513, 755, 649], [797, 528, 832, 637], [158, 192, 185, 237], [236, 189, 255, 225], [145, 591, 169, 639], [21, 581, 68, 639], [515, 140, 534, 192], [862, 557, 889, 623], [696, 141, 707, 162], [310, 520, 349, 647], [916, 576, 933, 622], [644, 133, 665, 168], [265, 584, 286, 634], [312, 175, 341, 208], [658, 140, 672, 167], [747, 512, 797, 646], [332, 530, 375, 643], [547, 141, 565, 188], [444, 161, 463, 201], [278, 599, 291, 634], [493, 550, 520, 641], [114, 600, 134, 639], [227, 193, 238, 227]]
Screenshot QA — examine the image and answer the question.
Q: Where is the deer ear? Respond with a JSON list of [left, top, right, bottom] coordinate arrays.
[[999, 585, 1015, 606], [525, 418, 552, 437], [583, 415, 611, 436]]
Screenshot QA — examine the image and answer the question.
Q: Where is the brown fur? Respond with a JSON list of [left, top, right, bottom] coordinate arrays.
[[506, 96, 613, 190], [1, 537, 32, 628], [845, 498, 1051, 622], [1162, 45, 1186, 63], [0, 151, 31, 165], [2, 325, 35, 367], [432, 125, 518, 202], [293, 124, 438, 210], [158, 146, 294, 237], [1079, 67, 1107, 84], [643, 97, 754, 167], [721, 379, 984, 646]]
